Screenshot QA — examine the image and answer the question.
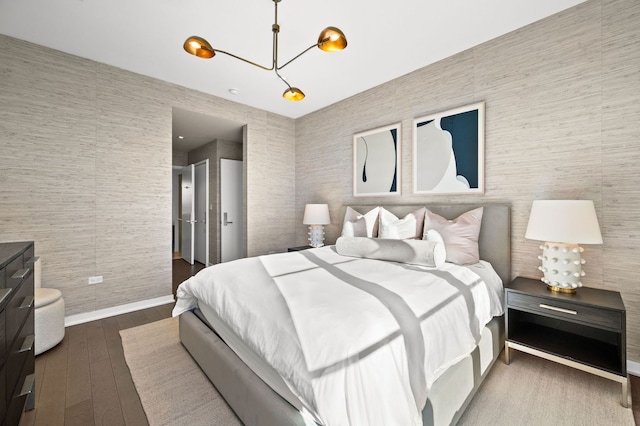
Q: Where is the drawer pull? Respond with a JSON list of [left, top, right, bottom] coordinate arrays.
[[19, 295, 34, 309], [11, 268, 30, 280], [539, 303, 577, 315], [20, 335, 35, 353], [18, 374, 35, 398], [26, 256, 40, 265], [0, 288, 11, 304]]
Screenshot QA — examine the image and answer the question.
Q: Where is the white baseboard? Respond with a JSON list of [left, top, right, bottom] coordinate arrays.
[[628, 359, 640, 376], [64, 294, 175, 327]]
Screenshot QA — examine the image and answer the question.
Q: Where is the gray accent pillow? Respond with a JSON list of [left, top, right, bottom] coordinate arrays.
[[336, 236, 446, 267], [422, 207, 483, 265]]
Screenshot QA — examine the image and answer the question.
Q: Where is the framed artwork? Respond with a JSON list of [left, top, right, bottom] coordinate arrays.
[[413, 102, 485, 194], [353, 123, 401, 197]]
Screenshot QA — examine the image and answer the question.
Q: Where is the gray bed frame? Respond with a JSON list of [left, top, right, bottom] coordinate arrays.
[[179, 204, 511, 426]]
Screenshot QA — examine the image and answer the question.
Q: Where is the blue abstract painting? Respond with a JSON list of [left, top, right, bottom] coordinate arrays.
[[413, 102, 484, 194]]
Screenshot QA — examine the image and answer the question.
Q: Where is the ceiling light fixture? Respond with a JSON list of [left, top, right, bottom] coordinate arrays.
[[183, 0, 347, 102]]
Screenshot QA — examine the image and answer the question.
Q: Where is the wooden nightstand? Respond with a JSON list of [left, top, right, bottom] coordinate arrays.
[[287, 245, 312, 252], [505, 276, 628, 407]]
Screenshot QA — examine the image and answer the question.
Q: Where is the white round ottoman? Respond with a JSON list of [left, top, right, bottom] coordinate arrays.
[[34, 287, 65, 356]]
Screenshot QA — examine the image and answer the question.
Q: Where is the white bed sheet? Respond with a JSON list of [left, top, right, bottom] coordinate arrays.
[[173, 246, 504, 426]]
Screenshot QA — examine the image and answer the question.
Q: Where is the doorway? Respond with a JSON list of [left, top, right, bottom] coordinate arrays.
[[179, 160, 209, 265], [174, 160, 209, 266], [171, 108, 246, 290]]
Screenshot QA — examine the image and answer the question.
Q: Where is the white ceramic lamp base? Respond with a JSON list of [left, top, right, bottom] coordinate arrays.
[[538, 241, 586, 293], [307, 225, 325, 248]]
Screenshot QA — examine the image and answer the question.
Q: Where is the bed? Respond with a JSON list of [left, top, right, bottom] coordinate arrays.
[[173, 204, 511, 426]]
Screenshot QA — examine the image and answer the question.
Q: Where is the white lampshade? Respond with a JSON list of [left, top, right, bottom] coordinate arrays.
[[525, 200, 602, 244], [303, 204, 330, 225]]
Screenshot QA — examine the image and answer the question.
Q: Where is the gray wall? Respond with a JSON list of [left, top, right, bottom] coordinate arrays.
[[295, 0, 640, 361], [0, 34, 296, 316]]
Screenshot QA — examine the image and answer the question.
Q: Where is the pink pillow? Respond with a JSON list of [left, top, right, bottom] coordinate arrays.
[[423, 207, 483, 265]]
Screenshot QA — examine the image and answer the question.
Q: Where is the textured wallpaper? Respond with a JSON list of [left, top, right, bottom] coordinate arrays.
[[294, 0, 640, 362], [1, 0, 638, 366], [0, 35, 295, 316]]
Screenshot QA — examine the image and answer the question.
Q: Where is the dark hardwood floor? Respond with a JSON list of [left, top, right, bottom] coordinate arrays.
[[15, 258, 640, 425], [17, 258, 207, 426], [172, 258, 205, 295], [18, 303, 173, 426]]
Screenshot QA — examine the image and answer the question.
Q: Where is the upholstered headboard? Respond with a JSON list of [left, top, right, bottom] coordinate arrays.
[[341, 204, 511, 284]]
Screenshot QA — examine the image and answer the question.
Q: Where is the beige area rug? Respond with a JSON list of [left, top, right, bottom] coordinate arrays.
[[122, 317, 635, 426], [120, 317, 241, 426], [458, 351, 634, 425]]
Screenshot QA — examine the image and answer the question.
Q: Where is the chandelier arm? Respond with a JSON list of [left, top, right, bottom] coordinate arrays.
[[272, 26, 279, 69], [214, 49, 274, 71], [274, 68, 294, 91], [277, 44, 318, 70]]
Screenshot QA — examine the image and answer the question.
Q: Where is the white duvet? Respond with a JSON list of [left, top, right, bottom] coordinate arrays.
[[173, 246, 504, 426]]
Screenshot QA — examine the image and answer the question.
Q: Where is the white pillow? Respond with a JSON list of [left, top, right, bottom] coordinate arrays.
[[378, 207, 426, 240], [341, 207, 380, 238], [424, 228, 444, 245], [422, 207, 484, 265]]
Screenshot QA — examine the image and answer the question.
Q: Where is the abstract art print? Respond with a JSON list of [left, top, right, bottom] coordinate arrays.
[[413, 102, 485, 194], [353, 123, 401, 197]]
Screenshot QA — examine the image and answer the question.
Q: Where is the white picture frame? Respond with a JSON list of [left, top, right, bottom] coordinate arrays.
[[353, 123, 401, 197], [413, 102, 485, 195]]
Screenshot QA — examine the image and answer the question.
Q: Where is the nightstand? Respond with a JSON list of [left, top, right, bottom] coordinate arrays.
[[505, 276, 628, 407], [287, 245, 312, 252]]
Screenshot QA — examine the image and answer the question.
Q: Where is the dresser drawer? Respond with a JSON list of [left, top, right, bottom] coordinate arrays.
[[6, 313, 34, 400], [6, 358, 34, 426], [507, 291, 622, 330], [5, 273, 34, 348], [0, 241, 36, 426], [4, 256, 25, 286]]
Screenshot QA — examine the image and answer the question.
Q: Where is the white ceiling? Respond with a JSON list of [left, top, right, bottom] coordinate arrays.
[[0, 0, 585, 147]]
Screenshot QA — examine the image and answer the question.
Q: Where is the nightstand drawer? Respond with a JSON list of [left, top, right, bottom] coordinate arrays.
[[507, 292, 622, 330]]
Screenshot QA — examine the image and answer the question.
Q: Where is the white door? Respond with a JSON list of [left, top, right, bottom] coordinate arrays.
[[194, 160, 209, 265], [220, 159, 243, 262], [181, 164, 195, 264]]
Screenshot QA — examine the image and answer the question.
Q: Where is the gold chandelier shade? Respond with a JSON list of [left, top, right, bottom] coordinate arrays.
[[182, 0, 346, 101], [183, 36, 215, 59], [317, 27, 348, 52], [282, 87, 305, 101]]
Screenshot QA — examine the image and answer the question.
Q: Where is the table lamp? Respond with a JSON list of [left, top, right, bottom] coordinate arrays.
[[303, 204, 331, 248], [525, 200, 603, 293]]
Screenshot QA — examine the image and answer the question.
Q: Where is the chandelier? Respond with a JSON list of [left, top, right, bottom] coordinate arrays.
[[183, 0, 347, 102]]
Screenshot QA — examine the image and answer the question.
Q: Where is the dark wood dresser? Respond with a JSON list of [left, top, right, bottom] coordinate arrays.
[[0, 242, 36, 426]]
